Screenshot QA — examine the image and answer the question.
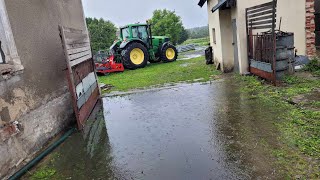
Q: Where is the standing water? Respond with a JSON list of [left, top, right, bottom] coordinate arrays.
[[23, 79, 283, 179]]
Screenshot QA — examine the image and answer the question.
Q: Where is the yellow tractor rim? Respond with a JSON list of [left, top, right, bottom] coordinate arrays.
[[166, 48, 175, 60], [130, 48, 144, 65]]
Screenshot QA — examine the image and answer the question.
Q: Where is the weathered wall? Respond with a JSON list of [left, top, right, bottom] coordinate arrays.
[[0, 0, 87, 178], [219, 9, 234, 72], [236, 0, 307, 73], [207, 0, 308, 74], [207, 0, 223, 67], [305, 0, 316, 57]]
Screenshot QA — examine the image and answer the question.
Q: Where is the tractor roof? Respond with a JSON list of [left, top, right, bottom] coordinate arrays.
[[120, 23, 148, 29]]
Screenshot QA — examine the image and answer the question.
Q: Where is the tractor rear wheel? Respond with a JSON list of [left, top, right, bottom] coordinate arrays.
[[161, 45, 178, 63], [122, 42, 149, 70]]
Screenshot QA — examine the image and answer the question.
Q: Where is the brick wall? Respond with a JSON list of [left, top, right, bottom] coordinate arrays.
[[306, 0, 316, 57]]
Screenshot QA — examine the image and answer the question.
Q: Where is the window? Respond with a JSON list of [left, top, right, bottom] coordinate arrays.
[[212, 28, 216, 44], [132, 26, 148, 40], [121, 27, 130, 39], [138, 26, 148, 40], [132, 26, 138, 38]]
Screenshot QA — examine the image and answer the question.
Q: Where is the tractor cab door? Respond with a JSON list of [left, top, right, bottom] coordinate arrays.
[[132, 26, 150, 47]]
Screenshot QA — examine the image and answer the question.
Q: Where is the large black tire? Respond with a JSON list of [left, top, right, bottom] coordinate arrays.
[[121, 42, 149, 70], [161, 44, 178, 63]]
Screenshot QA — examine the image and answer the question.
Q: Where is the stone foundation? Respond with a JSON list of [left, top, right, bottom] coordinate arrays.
[[0, 92, 74, 179]]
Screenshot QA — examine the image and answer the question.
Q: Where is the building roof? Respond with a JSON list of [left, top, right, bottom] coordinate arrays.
[[198, 0, 207, 7], [211, 0, 227, 13], [198, 0, 236, 11]]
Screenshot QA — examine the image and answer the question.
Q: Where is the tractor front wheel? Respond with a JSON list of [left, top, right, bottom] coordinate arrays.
[[122, 42, 149, 70], [161, 45, 178, 63]]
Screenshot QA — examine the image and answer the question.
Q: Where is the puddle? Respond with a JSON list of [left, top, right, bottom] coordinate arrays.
[[23, 79, 284, 179], [177, 46, 206, 60], [178, 54, 202, 60], [180, 62, 196, 67]]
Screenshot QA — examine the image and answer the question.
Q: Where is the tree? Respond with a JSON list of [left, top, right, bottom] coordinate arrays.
[[178, 27, 189, 44], [150, 9, 186, 45], [86, 17, 117, 53], [187, 26, 209, 39]]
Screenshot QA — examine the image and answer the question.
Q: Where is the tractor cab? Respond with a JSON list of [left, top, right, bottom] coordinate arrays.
[[120, 24, 152, 48], [120, 24, 149, 40]]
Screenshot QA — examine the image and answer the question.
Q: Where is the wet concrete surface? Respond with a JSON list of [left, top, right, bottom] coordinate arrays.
[[23, 78, 283, 179], [102, 82, 246, 180]]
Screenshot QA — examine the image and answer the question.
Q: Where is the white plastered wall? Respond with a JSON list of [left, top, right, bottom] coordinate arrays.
[[207, 0, 306, 74], [219, 9, 234, 72], [207, 0, 234, 72], [207, 0, 223, 66], [234, 0, 306, 73]]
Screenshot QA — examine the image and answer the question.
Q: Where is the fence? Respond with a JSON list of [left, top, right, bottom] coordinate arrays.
[[246, 0, 277, 83]]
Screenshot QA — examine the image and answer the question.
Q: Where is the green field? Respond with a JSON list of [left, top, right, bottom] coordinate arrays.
[[181, 37, 210, 46], [98, 56, 220, 92]]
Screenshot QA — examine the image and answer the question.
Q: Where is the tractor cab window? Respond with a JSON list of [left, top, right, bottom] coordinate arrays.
[[132, 26, 148, 40], [121, 27, 130, 39]]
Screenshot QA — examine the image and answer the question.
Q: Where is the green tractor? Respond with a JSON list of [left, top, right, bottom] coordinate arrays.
[[109, 22, 178, 70]]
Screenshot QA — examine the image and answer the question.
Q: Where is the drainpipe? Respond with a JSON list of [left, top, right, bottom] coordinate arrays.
[[8, 128, 76, 180]]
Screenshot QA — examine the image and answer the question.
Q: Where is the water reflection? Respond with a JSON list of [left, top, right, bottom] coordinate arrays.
[[102, 82, 247, 180], [215, 78, 282, 179], [23, 80, 282, 179]]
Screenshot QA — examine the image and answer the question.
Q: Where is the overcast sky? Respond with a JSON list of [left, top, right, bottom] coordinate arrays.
[[82, 0, 208, 29]]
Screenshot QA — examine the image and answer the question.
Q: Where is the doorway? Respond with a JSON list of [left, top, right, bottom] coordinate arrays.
[[232, 19, 239, 73]]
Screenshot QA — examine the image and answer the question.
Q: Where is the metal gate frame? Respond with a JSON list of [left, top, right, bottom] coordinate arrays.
[[59, 26, 100, 130], [246, 0, 277, 84]]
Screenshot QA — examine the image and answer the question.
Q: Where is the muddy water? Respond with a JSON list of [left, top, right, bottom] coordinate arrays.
[[24, 79, 283, 179]]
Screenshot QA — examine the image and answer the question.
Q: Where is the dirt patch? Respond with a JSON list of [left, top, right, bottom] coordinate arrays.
[[291, 88, 320, 111]]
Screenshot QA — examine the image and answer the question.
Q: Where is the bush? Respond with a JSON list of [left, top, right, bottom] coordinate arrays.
[[304, 57, 320, 76]]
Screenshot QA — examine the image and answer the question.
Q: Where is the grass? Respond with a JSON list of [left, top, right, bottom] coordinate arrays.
[[98, 56, 220, 92], [236, 74, 320, 178], [30, 167, 56, 180], [303, 57, 320, 76], [181, 37, 210, 46], [27, 152, 61, 179]]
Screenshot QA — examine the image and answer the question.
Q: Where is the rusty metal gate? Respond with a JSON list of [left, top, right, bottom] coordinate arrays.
[[59, 26, 100, 130], [246, 0, 277, 83]]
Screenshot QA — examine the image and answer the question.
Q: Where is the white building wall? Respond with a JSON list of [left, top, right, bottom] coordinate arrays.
[[207, 0, 223, 66], [207, 0, 307, 74], [219, 9, 234, 72]]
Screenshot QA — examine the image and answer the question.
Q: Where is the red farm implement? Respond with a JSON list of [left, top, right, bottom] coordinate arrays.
[[94, 51, 124, 75]]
